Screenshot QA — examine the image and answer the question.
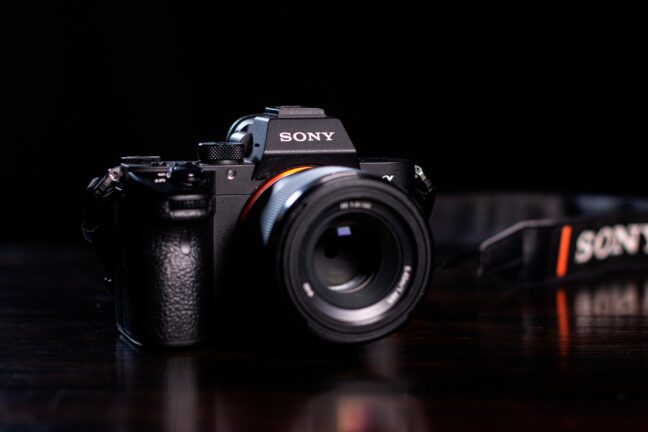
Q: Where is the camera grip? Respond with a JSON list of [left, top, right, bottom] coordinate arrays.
[[116, 201, 213, 347]]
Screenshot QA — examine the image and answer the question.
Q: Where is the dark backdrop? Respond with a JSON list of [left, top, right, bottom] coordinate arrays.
[[4, 4, 645, 242]]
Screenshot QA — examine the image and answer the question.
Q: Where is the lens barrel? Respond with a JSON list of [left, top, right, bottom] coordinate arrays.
[[242, 166, 433, 343]]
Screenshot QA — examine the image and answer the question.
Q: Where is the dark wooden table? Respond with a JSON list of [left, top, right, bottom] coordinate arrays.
[[2, 244, 648, 431]]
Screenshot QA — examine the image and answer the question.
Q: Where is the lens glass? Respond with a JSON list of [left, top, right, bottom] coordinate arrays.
[[306, 211, 405, 311], [313, 217, 383, 293]]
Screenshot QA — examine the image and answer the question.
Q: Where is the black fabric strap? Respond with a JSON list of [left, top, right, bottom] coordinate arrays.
[[431, 194, 648, 283]]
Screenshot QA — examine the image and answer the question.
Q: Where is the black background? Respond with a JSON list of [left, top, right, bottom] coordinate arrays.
[[4, 4, 645, 242]]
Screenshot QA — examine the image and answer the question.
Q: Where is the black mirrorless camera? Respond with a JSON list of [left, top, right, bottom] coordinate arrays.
[[83, 106, 435, 346]]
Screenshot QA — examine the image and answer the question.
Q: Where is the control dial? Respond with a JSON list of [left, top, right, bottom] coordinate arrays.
[[198, 142, 245, 164]]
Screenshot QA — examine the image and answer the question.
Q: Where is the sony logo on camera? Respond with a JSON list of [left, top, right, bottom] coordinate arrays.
[[574, 223, 648, 264], [279, 131, 336, 142]]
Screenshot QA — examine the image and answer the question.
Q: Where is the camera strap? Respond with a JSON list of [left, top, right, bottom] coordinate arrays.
[[82, 167, 122, 243], [432, 194, 648, 283], [82, 167, 123, 293]]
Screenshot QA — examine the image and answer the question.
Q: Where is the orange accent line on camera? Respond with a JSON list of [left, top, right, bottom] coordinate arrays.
[[556, 225, 572, 278], [239, 166, 312, 222]]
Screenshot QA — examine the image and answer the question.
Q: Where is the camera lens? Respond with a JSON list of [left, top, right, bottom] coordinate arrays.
[[313, 218, 382, 292], [241, 166, 433, 343]]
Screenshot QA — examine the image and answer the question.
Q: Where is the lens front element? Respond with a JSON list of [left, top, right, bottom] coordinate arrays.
[[247, 166, 433, 343], [313, 217, 383, 293]]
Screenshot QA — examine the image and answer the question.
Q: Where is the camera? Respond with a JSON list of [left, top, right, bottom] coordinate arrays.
[[83, 106, 435, 346]]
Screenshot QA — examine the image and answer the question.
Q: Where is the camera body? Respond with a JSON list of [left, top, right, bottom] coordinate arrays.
[[84, 107, 434, 347]]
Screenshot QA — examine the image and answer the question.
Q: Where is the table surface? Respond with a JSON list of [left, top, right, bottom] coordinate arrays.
[[2, 244, 648, 431]]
